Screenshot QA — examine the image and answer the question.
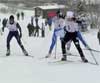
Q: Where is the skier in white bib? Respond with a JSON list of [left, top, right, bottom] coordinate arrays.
[[61, 11, 88, 62], [2, 15, 29, 56]]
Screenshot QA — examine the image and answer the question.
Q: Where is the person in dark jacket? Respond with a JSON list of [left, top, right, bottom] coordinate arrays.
[[41, 22, 45, 37], [16, 13, 20, 20], [27, 23, 35, 37]]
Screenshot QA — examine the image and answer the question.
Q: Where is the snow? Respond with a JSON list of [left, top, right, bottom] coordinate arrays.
[[0, 4, 100, 83]]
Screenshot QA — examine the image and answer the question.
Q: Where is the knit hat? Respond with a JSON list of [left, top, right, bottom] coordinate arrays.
[[66, 11, 74, 18]]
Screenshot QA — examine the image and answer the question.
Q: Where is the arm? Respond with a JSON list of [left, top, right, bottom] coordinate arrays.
[[16, 23, 22, 38], [2, 26, 5, 32], [2, 19, 8, 32]]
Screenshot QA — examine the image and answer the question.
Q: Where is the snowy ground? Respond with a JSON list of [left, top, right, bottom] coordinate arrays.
[[0, 9, 100, 83]]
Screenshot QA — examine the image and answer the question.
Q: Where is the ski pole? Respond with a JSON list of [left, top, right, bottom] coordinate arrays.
[[83, 48, 100, 53], [87, 46, 99, 65], [89, 49, 99, 65], [54, 38, 57, 59], [80, 34, 99, 65]]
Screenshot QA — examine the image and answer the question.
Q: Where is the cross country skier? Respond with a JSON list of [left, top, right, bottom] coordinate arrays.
[[45, 11, 67, 58], [2, 15, 29, 56], [65, 17, 90, 50], [61, 11, 88, 62]]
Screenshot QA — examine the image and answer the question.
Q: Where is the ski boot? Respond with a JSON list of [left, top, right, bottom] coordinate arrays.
[[45, 53, 51, 58], [6, 49, 10, 56], [81, 57, 88, 63], [23, 50, 29, 56], [61, 55, 67, 61]]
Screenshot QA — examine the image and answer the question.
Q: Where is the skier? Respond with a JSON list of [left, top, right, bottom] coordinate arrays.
[[41, 22, 45, 37], [45, 11, 67, 58], [2, 15, 29, 56], [67, 17, 90, 50], [61, 11, 88, 62], [27, 23, 34, 37], [97, 29, 100, 44], [31, 16, 34, 26], [16, 13, 20, 20], [21, 11, 24, 20]]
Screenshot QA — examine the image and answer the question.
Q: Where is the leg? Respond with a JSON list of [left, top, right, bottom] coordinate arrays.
[[61, 34, 70, 61], [28, 27, 31, 36], [30, 26, 33, 36], [49, 31, 57, 54], [48, 28, 62, 54], [73, 38, 88, 62], [35, 28, 38, 37], [45, 30, 57, 58], [77, 31, 87, 47], [66, 40, 72, 50], [61, 40, 66, 60], [34, 28, 36, 37], [6, 32, 13, 56], [14, 32, 28, 56]]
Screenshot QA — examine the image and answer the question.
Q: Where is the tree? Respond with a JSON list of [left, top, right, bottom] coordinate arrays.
[[87, 0, 100, 29], [76, 0, 86, 15]]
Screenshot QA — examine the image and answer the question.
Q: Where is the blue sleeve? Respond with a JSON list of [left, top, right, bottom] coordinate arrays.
[[77, 31, 87, 47]]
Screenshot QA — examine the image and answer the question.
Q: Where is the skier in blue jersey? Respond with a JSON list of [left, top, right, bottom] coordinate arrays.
[[45, 11, 67, 58]]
